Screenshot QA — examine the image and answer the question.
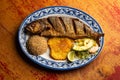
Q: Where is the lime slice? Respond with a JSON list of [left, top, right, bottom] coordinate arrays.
[[67, 51, 76, 62]]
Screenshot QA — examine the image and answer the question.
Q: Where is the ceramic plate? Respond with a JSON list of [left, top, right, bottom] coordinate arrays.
[[18, 6, 104, 71]]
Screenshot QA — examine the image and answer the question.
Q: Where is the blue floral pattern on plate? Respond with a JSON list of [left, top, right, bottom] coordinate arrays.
[[18, 6, 104, 70]]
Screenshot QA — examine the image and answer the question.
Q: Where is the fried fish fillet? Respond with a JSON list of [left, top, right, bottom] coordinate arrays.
[[48, 38, 73, 60]]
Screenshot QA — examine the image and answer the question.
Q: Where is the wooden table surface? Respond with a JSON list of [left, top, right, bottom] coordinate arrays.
[[0, 0, 120, 80]]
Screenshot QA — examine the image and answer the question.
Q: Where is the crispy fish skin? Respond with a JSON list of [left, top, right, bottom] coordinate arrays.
[[26, 20, 44, 34], [73, 19, 85, 35], [61, 17, 75, 35], [48, 38, 73, 60], [26, 18, 53, 34], [48, 17, 65, 34], [25, 16, 104, 45]]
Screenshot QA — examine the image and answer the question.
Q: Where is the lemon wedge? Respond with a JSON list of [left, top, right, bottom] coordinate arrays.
[[67, 51, 76, 62]]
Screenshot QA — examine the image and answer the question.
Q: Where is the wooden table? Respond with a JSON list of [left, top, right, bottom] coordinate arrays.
[[0, 0, 120, 80]]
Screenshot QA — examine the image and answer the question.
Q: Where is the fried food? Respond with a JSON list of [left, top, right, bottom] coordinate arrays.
[[25, 16, 104, 45], [48, 38, 73, 60], [27, 35, 48, 55]]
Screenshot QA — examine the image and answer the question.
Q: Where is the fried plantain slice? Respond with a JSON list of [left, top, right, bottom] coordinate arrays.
[[48, 38, 73, 60]]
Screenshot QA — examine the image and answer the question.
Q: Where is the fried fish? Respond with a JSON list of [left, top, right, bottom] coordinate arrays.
[[25, 16, 104, 45]]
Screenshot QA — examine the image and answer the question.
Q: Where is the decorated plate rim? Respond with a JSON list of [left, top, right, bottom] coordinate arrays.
[[18, 6, 104, 71]]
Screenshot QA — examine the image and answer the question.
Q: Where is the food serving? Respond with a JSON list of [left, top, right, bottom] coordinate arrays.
[[18, 6, 104, 70], [48, 37, 73, 60], [27, 35, 48, 55], [25, 16, 104, 62]]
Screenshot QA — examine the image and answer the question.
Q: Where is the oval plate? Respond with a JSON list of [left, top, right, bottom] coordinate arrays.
[[18, 6, 104, 71]]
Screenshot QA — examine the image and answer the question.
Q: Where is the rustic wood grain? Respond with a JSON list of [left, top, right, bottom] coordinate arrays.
[[0, 0, 120, 80]]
